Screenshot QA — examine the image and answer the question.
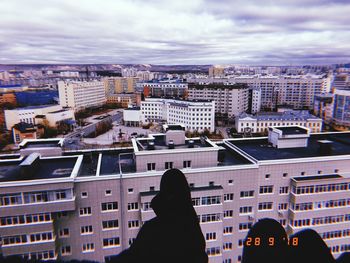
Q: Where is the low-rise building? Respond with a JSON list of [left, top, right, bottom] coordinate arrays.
[[141, 98, 215, 132], [12, 122, 44, 144], [123, 107, 142, 127], [235, 111, 323, 134], [4, 105, 75, 130]]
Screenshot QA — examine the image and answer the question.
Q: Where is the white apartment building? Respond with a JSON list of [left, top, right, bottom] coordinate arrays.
[[188, 83, 249, 117], [4, 105, 75, 130], [141, 98, 215, 132], [1, 128, 350, 263], [234, 75, 331, 110], [58, 81, 106, 111], [235, 111, 323, 134]]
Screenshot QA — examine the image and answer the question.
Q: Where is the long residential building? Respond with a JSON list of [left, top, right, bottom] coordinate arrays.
[[234, 75, 331, 111], [140, 97, 215, 132], [4, 104, 75, 130], [235, 111, 323, 134], [58, 81, 106, 111], [188, 83, 249, 117], [141, 81, 188, 99], [1, 127, 350, 263]]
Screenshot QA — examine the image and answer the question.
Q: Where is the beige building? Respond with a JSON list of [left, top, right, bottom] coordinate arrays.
[[1, 128, 350, 262], [58, 81, 106, 111], [209, 66, 225, 77], [104, 77, 138, 94], [188, 83, 249, 117]]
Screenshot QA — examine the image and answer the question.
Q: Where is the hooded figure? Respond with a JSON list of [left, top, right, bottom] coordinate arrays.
[[110, 168, 208, 263]]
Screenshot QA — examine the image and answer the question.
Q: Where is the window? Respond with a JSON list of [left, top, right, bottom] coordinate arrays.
[[265, 174, 271, 179], [79, 207, 92, 216], [82, 243, 94, 252], [200, 213, 221, 223], [283, 173, 288, 177], [279, 186, 289, 194], [105, 190, 112, 196], [102, 220, 119, 229], [101, 202, 118, 211], [259, 185, 273, 194], [128, 220, 139, 228], [127, 202, 139, 211], [228, 180, 234, 185], [223, 210, 233, 218], [224, 193, 234, 202], [81, 192, 88, 198], [81, 225, 93, 234], [147, 163, 156, 171], [183, 160, 191, 168], [240, 190, 254, 198], [128, 188, 134, 193], [165, 162, 173, 169], [206, 232, 216, 241], [59, 228, 69, 237], [258, 202, 273, 211], [103, 237, 120, 248], [278, 203, 288, 211], [223, 242, 233, 251], [301, 172, 305, 175], [239, 206, 253, 214], [206, 247, 221, 256], [30, 232, 53, 242], [61, 245, 71, 256], [223, 226, 233, 234], [239, 222, 252, 231]]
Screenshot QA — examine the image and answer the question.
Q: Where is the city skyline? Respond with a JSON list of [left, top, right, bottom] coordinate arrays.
[[0, 0, 350, 65]]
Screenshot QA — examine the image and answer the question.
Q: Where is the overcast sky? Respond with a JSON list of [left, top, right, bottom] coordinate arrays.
[[0, 0, 349, 65]]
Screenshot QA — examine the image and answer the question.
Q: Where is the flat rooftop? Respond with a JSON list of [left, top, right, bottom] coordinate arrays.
[[0, 157, 77, 182], [22, 141, 61, 149], [274, 126, 308, 135], [228, 132, 350, 161], [136, 135, 212, 151], [217, 144, 253, 166], [293, 174, 342, 182]]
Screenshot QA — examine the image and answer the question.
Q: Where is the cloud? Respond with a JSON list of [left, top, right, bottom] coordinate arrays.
[[0, 0, 349, 65]]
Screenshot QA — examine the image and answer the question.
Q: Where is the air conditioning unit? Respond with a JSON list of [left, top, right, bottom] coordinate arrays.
[[248, 215, 254, 221]]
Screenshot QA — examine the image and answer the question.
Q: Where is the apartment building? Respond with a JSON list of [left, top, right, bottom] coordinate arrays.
[[187, 83, 249, 117], [1, 127, 350, 263], [58, 81, 106, 111], [142, 82, 188, 99], [103, 77, 138, 94], [140, 98, 215, 132], [332, 88, 350, 130], [235, 111, 323, 134], [313, 94, 334, 125], [234, 75, 331, 111], [4, 105, 75, 130]]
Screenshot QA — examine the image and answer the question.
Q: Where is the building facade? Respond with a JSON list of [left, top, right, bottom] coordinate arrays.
[[142, 82, 188, 99], [235, 111, 323, 134], [1, 128, 350, 262], [313, 94, 334, 125], [188, 83, 249, 117], [140, 98, 215, 132], [4, 105, 75, 130], [332, 88, 350, 130], [58, 81, 106, 111]]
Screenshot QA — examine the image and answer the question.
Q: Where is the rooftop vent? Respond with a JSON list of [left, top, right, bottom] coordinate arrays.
[[188, 140, 194, 148], [147, 141, 155, 150], [318, 140, 333, 155], [168, 140, 175, 149]]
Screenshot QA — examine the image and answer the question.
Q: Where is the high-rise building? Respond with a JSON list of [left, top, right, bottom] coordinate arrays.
[[208, 66, 225, 78], [313, 94, 334, 125], [58, 81, 106, 111], [141, 81, 188, 99], [188, 83, 249, 117], [332, 87, 350, 130], [1, 128, 350, 262]]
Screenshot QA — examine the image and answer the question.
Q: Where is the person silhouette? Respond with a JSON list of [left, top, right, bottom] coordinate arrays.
[[108, 168, 208, 263], [288, 229, 335, 263], [242, 218, 289, 263]]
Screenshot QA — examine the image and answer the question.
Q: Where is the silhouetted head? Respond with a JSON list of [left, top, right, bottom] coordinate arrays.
[[242, 218, 288, 263], [289, 229, 335, 263], [151, 169, 193, 219]]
